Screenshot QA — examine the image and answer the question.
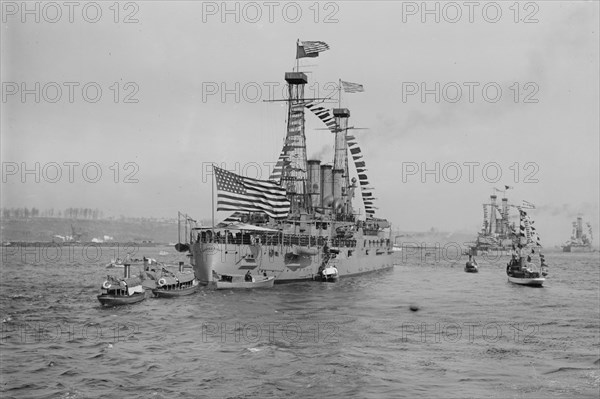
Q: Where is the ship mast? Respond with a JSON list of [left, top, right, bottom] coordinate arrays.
[[490, 194, 498, 235], [332, 108, 352, 217], [282, 72, 309, 214], [500, 196, 509, 236]]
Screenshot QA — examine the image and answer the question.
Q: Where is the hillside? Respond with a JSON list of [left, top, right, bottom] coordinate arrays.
[[1, 217, 180, 243], [1, 217, 479, 249]]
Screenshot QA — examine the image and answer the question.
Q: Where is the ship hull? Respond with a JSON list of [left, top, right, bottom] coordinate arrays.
[[215, 276, 275, 289], [191, 242, 394, 284], [507, 276, 545, 287], [97, 292, 146, 306], [317, 274, 339, 282], [152, 285, 199, 297], [562, 244, 592, 253]]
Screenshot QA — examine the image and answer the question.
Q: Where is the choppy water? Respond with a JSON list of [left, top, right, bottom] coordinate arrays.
[[1, 246, 599, 398]]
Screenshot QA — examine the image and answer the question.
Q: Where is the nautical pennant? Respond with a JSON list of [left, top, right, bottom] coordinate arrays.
[[305, 102, 338, 133], [306, 103, 378, 218], [346, 135, 377, 217]]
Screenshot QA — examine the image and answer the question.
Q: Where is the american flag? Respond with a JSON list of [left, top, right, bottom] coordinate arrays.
[[301, 40, 330, 54], [214, 166, 290, 219], [341, 80, 365, 93]]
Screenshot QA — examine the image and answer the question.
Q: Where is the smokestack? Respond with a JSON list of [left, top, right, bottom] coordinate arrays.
[[490, 195, 497, 234], [179, 261, 184, 273], [320, 165, 333, 211], [124, 264, 131, 279], [577, 216, 583, 239], [307, 160, 321, 209], [501, 198, 508, 235], [332, 108, 351, 213]]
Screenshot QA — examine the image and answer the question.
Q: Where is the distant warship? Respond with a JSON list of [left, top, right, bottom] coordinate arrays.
[[468, 191, 515, 256], [562, 216, 593, 252]]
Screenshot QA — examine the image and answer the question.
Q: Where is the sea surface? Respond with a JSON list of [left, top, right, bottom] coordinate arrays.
[[1, 245, 599, 398]]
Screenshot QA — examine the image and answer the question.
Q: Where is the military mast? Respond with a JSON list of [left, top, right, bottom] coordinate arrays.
[[281, 71, 309, 214], [332, 108, 353, 218], [279, 40, 331, 215]]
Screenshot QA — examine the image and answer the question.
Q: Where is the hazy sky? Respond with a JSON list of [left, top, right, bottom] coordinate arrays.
[[1, 1, 599, 246]]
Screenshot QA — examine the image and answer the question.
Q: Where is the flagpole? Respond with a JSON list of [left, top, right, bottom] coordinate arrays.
[[177, 211, 181, 244], [184, 213, 188, 243], [338, 78, 342, 108], [211, 164, 215, 229], [296, 39, 299, 72]]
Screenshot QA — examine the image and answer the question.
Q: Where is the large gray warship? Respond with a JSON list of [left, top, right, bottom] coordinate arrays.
[[183, 42, 394, 283], [562, 216, 593, 252], [468, 192, 515, 256]]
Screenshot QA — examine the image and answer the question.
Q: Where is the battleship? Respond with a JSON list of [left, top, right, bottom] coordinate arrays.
[[183, 41, 394, 284], [562, 216, 593, 252], [467, 191, 514, 256]]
